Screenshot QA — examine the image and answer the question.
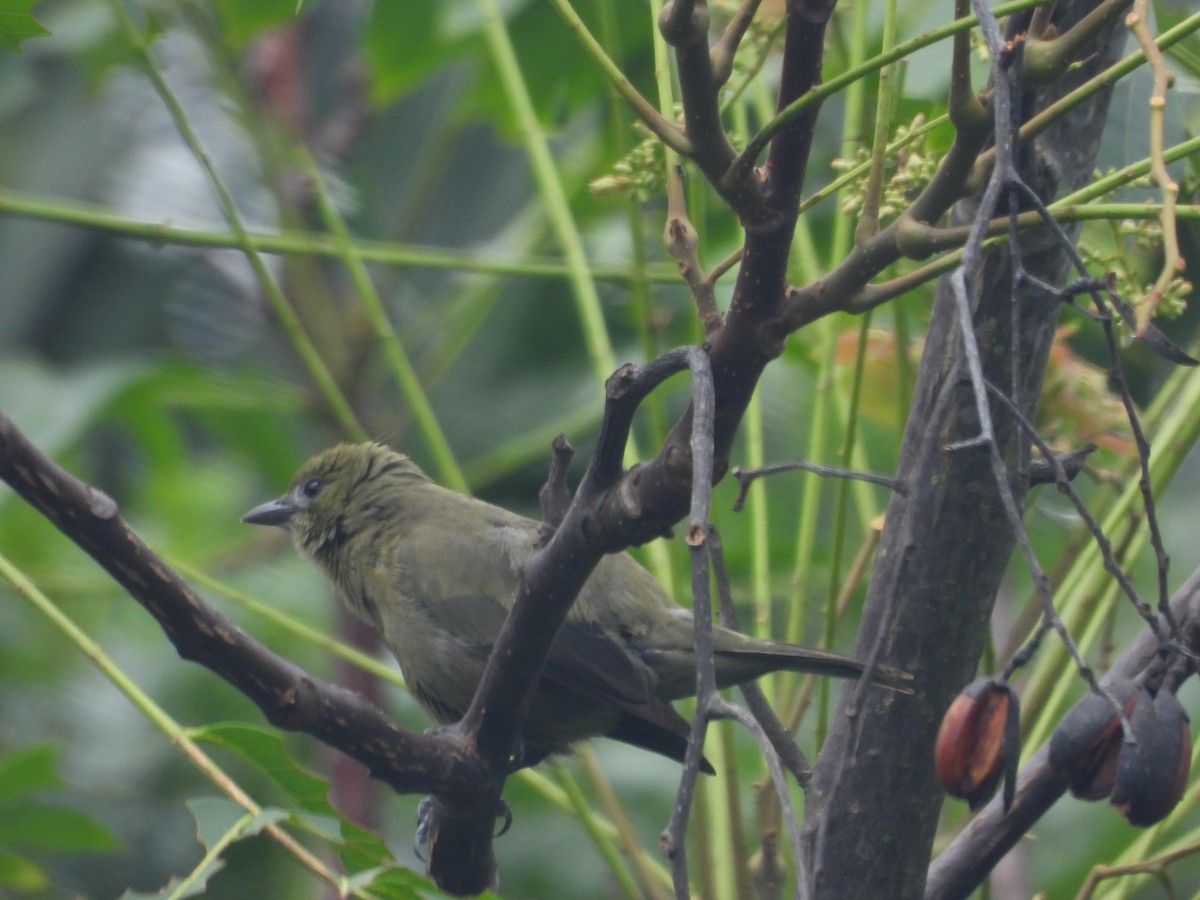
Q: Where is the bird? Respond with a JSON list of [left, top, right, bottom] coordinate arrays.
[[243, 442, 910, 771]]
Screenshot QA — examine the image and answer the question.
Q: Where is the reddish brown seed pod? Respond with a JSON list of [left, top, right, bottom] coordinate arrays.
[[1049, 680, 1140, 801], [1111, 689, 1192, 827], [935, 678, 1020, 811]]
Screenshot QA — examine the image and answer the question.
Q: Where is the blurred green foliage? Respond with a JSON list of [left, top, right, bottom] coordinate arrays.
[[0, 0, 1197, 897]]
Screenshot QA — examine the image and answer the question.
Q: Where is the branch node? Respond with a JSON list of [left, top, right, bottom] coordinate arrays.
[[536, 434, 575, 547], [658, 0, 710, 48], [85, 487, 119, 520]]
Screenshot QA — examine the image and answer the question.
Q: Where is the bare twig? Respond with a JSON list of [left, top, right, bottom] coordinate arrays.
[[990, 161, 1195, 644], [1027, 444, 1096, 486], [654, 351, 809, 900], [939, 1, 1112, 700], [710, 527, 812, 785], [711, 0, 764, 88], [731, 460, 906, 512], [665, 168, 722, 333], [1123, 16, 1182, 309]]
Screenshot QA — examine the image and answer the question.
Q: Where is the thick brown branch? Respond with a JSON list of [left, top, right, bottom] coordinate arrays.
[[660, 0, 775, 226], [586, 1, 839, 637], [782, 15, 994, 330]]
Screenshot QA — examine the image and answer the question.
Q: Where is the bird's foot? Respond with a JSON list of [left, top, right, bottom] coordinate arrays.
[[414, 796, 514, 861], [414, 797, 433, 861], [495, 798, 513, 837]]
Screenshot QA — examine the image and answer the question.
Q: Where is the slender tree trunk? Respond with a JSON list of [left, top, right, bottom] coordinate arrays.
[[802, 4, 1131, 896]]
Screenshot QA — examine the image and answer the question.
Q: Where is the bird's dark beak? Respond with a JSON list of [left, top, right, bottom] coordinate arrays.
[[242, 496, 296, 528]]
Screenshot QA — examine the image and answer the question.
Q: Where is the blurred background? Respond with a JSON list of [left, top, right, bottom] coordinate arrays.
[[0, 0, 1198, 897]]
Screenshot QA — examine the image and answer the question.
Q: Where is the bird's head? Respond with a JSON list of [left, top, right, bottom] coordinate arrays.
[[242, 442, 428, 560]]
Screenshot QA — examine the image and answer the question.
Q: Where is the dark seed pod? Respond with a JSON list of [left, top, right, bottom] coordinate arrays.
[[1111, 689, 1192, 827], [1049, 680, 1140, 801], [935, 678, 1020, 811]]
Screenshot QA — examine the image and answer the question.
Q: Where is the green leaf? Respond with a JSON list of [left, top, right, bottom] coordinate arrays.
[[0, 800, 121, 852], [120, 858, 226, 900], [215, 0, 297, 51], [0, 0, 50, 53], [122, 798, 289, 900], [185, 725, 456, 892], [0, 357, 144, 462], [0, 745, 60, 802], [189, 796, 252, 851], [0, 848, 48, 892], [356, 864, 468, 899], [0, 747, 120, 870], [189, 797, 287, 849], [1153, 1, 1200, 82], [189, 724, 396, 877], [336, 819, 399, 882], [189, 723, 335, 817], [363, 2, 459, 107]]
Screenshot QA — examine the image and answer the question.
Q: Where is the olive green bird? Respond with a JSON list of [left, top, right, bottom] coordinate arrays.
[[244, 443, 909, 771]]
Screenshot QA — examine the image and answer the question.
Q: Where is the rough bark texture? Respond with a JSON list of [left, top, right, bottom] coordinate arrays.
[[802, 4, 1131, 897]]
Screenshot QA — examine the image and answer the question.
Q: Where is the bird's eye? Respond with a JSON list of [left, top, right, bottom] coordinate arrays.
[[302, 478, 324, 499]]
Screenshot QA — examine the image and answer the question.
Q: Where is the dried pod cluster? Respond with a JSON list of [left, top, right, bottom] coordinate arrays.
[[935, 678, 1020, 811], [1048, 680, 1138, 802], [1049, 680, 1192, 827]]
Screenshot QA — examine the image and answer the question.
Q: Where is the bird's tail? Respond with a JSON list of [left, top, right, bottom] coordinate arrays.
[[716, 633, 913, 692], [645, 624, 912, 699]]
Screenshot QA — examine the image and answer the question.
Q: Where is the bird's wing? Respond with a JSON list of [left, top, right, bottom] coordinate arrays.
[[424, 588, 664, 712], [433, 594, 706, 768], [419, 587, 702, 756], [394, 518, 708, 768], [398, 518, 661, 708], [542, 616, 661, 709], [544, 620, 711, 771]]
